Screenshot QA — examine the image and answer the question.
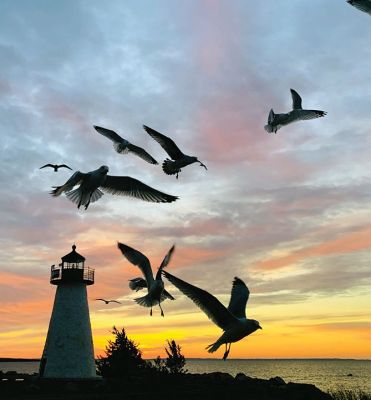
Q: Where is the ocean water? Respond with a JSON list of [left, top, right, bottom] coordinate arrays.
[[0, 359, 370, 394]]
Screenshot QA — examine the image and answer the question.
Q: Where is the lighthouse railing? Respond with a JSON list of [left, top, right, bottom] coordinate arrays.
[[83, 267, 94, 283], [50, 264, 94, 284]]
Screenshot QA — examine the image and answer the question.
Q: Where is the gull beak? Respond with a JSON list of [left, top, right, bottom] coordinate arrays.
[[258, 325, 262, 330], [199, 161, 208, 170]]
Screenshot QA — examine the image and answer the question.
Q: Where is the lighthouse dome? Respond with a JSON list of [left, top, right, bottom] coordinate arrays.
[[61, 244, 85, 263]]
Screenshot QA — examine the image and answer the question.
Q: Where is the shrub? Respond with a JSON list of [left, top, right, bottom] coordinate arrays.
[[96, 326, 149, 379], [329, 389, 371, 400], [153, 339, 187, 374]]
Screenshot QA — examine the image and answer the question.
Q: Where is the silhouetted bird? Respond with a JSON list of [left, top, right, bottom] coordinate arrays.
[[94, 125, 158, 164], [50, 165, 178, 210], [264, 89, 326, 134], [143, 125, 207, 179], [118, 243, 175, 316], [347, 0, 371, 15], [163, 272, 262, 360], [40, 164, 72, 172], [95, 298, 121, 304]]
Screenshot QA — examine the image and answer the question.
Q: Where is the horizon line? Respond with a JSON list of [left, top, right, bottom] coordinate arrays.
[[1, 357, 370, 362]]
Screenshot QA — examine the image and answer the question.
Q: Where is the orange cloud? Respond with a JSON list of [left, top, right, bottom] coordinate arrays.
[[254, 224, 371, 270]]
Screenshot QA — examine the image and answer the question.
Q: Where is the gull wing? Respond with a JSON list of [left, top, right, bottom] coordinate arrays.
[[290, 89, 302, 110], [94, 125, 124, 144], [118, 242, 154, 285], [268, 109, 275, 124], [58, 164, 72, 170], [163, 271, 237, 330], [143, 125, 184, 160], [101, 175, 178, 203], [156, 245, 175, 279], [296, 110, 327, 121], [126, 142, 158, 164], [51, 171, 86, 196], [40, 164, 55, 169], [348, 0, 371, 15], [227, 277, 249, 319]]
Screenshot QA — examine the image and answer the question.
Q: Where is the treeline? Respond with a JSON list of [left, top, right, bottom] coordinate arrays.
[[96, 326, 187, 379]]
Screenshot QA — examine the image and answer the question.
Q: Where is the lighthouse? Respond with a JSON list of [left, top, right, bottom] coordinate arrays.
[[39, 245, 98, 379]]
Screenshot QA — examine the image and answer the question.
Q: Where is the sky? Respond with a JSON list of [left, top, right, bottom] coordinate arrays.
[[0, 0, 371, 360]]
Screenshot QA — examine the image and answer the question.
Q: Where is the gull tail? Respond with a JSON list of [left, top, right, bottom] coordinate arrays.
[[162, 159, 181, 176], [135, 294, 159, 308], [205, 339, 223, 354], [135, 291, 171, 307], [129, 277, 147, 292], [66, 188, 104, 207]]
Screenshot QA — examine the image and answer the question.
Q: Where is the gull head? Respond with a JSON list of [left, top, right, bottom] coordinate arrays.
[[193, 157, 207, 170], [252, 319, 262, 330], [99, 165, 109, 173]]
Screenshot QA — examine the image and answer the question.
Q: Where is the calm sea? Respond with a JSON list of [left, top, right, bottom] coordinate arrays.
[[1, 359, 370, 394]]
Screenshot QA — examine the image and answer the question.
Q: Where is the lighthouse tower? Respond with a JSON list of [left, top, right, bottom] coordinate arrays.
[[39, 245, 97, 379]]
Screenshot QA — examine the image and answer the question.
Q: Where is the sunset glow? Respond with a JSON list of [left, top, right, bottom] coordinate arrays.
[[0, 0, 371, 361]]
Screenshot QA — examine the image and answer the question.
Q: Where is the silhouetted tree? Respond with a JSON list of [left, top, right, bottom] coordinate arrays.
[[153, 339, 187, 374], [96, 326, 149, 378]]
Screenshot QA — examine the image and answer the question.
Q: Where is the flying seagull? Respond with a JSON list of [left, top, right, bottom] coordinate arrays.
[[95, 298, 121, 304], [347, 0, 371, 15], [118, 242, 175, 316], [143, 125, 207, 179], [40, 164, 72, 172], [264, 89, 326, 134], [94, 125, 158, 164], [50, 165, 178, 209], [163, 271, 262, 360]]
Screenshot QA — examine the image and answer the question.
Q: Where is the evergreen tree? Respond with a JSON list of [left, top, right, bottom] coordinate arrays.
[[154, 339, 187, 374], [96, 326, 149, 378]]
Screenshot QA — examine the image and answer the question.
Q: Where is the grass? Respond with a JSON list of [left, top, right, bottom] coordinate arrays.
[[329, 389, 371, 400]]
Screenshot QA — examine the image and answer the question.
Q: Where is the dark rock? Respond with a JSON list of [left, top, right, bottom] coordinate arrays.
[[207, 371, 234, 382], [286, 382, 332, 400], [347, 373, 353, 377], [64, 382, 79, 392], [25, 383, 40, 393], [235, 372, 255, 382], [269, 376, 286, 386], [235, 372, 248, 381]]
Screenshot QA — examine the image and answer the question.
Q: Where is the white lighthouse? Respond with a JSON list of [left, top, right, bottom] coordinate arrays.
[[39, 244, 97, 379]]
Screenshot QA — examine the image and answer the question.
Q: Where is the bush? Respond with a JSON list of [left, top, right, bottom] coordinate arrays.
[[329, 389, 371, 400], [153, 339, 187, 374], [96, 326, 149, 379]]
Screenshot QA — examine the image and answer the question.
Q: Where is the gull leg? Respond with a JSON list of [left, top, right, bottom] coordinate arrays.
[[225, 343, 231, 360], [150, 303, 153, 316], [85, 193, 93, 210], [222, 344, 228, 361], [159, 302, 164, 317]]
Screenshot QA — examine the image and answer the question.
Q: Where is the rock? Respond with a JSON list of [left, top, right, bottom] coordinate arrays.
[[64, 382, 79, 393], [235, 372, 248, 381], [25, 383, 40, 393], [347, 373, 353, 377], [93, 380, 108, 392], [207, 372, 234, 382], [269, 376, 286, 386], [235, 372, 255, 382], [286, 382, 332, 400]]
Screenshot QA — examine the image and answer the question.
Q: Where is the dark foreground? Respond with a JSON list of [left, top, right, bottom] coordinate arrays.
[[0, 371, 333, 400]]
